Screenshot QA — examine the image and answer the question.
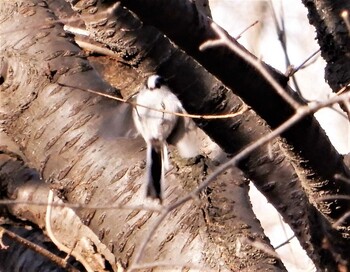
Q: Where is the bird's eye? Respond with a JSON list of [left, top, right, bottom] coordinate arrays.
[[147, 75, 165, 89], [155, 77, 165, 88]]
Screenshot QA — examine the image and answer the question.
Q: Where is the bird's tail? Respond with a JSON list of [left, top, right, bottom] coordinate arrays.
[[146, 141, 167, 202]]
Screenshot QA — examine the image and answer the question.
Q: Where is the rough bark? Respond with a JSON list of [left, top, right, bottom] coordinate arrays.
[[65, 0, 350, 269], [0, 1, 287, 271], [121, 0, 350, 209], [59, 0, 348, 269], [1, 0, 350, 271], [301, 0, 350, 92]]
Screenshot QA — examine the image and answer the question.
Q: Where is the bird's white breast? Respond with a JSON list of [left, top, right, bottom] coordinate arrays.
[[133, 86, 182, 143]]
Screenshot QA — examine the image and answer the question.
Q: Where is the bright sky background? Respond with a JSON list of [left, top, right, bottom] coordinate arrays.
[[210, 1, 350, 271], [210, 0, 350, 153]]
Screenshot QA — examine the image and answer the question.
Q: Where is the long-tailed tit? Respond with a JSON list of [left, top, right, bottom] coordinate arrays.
[[132, 75, 198, 202]]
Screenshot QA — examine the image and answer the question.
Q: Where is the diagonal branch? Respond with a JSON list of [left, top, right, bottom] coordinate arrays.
[[117, 0, 350, 222]]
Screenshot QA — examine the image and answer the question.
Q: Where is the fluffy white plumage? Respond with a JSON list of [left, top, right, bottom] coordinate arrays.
[[134, 75, 182, 144], [132, 75, 198, 201]]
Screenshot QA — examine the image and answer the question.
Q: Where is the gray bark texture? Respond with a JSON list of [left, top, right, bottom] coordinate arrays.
[[0, 0, 349, 271]]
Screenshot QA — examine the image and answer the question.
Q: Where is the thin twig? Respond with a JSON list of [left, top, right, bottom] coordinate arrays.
[[45, 190, 101, 272], [200, 23, 301, 110], [290, 49, 321, 76], [269, 0, 289, 68], [334, 174, 350, 185], [235, 20, 259, 40], [129, 88, 350, 268], [57, 83, 249, 120], [316, 195, 350, 202], [45, 190, 72, 258], [269, 1, 307, 101], [129, 210, 169, 271], [240, 237, 280, 259], [128, 20, 350, 267], [74, 40, 123, 59], [274, 235, 295, 250], [0, 226, 79, 272], [63, 25, 89, 37], [336, 82, 350, 95]]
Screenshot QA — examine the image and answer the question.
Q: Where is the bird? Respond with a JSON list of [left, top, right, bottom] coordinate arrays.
[[132, 75, 198, 202]]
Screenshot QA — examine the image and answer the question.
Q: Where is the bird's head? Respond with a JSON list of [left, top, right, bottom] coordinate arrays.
[[147, 75, 165, 90]]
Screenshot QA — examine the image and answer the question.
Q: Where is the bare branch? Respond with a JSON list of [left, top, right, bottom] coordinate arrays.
[[200, 23, 301, 110], [57, 83, 250, 120], [235, 20, 259, 40], [129, 80, 350, 269], [0, 226, 79, 272]]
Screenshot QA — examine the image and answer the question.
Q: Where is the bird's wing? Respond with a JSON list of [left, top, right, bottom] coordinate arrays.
[[98, 101, 138, 140], [167, 108, 199, 158]]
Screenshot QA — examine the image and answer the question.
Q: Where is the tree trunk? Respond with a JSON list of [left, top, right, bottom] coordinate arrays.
[[301, 0, 350, 92], [0, 0, 286, 271], [1, 0, 350, 271]]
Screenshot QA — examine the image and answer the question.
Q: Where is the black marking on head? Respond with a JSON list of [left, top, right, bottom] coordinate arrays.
[[147, 75, 165, 90]]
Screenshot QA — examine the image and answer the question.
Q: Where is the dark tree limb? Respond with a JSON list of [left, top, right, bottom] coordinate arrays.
[[0, 1, 288, 271], [1, 0, 350, 270], [109, 0, 350, 219], [301, 0, 350, 92], [61, 0, 350, 269], [0, 227, 80, 272]]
